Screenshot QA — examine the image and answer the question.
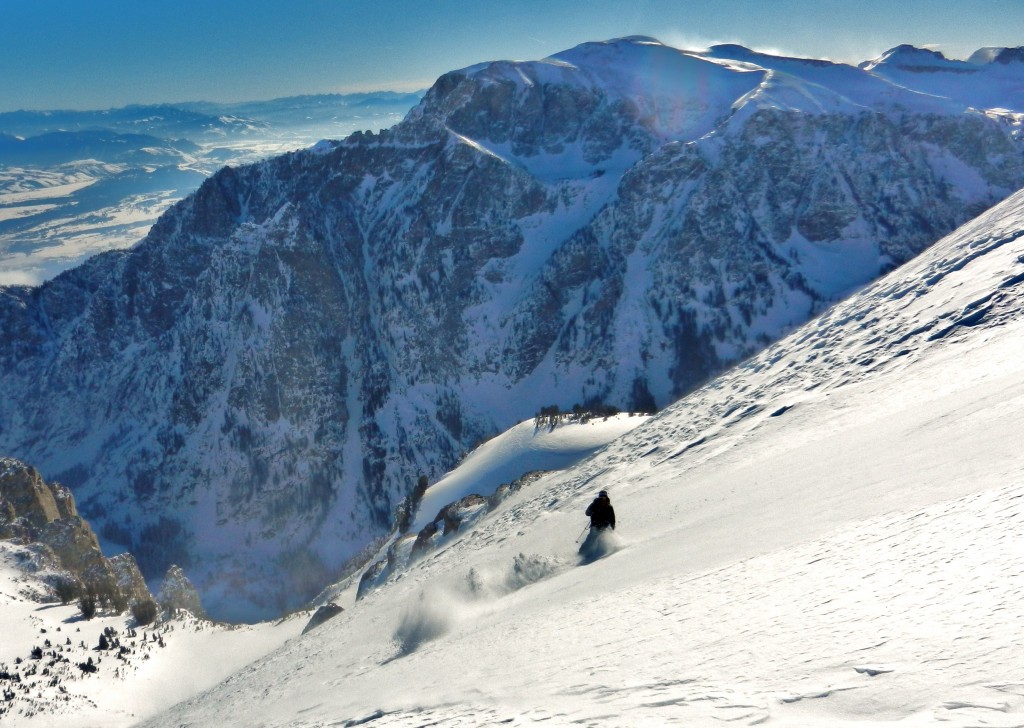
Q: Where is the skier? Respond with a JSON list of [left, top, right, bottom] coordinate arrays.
[[585, 490, 615, 531], [578, 490, 616, 560]]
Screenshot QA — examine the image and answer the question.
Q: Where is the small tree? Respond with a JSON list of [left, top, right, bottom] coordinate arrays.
[[78, 590, 98, 620], [107, 588, 128, 614], [394, 474, 431, 534]]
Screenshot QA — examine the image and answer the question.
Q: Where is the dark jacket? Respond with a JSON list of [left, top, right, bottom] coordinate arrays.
[[585, 495, 615, 530]]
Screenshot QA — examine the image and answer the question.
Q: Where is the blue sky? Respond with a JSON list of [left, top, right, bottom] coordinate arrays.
[[1, 0, 1022, 112]]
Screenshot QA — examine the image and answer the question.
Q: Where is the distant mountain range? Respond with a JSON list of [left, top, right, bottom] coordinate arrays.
[[0, 91, 424, 285], [1, 38, 1022, 620], [0, 92, 423, 140]]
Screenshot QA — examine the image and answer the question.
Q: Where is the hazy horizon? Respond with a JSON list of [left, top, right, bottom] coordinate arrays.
[[2, 0, 1022, 113]]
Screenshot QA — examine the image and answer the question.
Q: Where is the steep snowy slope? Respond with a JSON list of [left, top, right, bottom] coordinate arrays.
[[1, 37, 1023, 620], [137, 180, 1024, 726]]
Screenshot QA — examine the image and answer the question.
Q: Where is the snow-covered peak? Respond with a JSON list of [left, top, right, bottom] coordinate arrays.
[[865, 44, 1024, 112], [702, 44, 966, 116], [417, 34, 766, 163], [707, 43, 835, 68], [861, 44, 959, 72], [969, 46, 1024, 65], [412, 35, 986, 182]]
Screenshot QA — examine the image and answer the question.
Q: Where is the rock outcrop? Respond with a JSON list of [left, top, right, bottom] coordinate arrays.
[[159, 564, 207, 619], [302, 602, 345, 634], [109, 552, 152, 607], [358, 472, 542, 600], [0, 456, 155, 609]]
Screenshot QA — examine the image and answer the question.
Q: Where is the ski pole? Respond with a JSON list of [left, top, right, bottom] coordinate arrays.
[[575, 523, 591, 543]]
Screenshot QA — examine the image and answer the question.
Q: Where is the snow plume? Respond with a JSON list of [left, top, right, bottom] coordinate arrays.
[[392, 589, 458, 655], [461, 554, 568, 601], [393, 553, 570, 655], [504, 553, 564, 591], [657, 30, 730, 54], [577, 527, 624, 564]]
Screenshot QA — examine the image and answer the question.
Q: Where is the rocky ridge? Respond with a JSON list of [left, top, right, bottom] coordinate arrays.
[[1, 38, 1023, 619], [0, 457, 154, 612]]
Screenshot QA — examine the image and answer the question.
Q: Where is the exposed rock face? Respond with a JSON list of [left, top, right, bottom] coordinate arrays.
[[159, 564, 206, 619], [993, 47, 1024, 65], [38, 516, 111, 589], [412, 494, 490, 558], [0, 38, 1023, 619], [0, 457, 154, 608], [109, 552, 152, 607], [356, 558, 391, 602], [0, 458, 62, 530]]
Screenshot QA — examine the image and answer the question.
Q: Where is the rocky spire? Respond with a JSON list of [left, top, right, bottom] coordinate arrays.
[[159, 564, 207, 619]]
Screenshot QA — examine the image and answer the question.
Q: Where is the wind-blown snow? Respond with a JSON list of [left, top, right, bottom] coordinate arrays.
[[126, 176, 1024, 728]]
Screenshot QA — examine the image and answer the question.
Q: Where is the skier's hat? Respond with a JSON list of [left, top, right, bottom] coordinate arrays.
[[598, 490, 608, 497]]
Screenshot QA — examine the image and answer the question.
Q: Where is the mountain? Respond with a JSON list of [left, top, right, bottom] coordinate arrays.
[[970, 46, 1024, 66], [138, 184, 1024, 727], [862, 44, 1024, 112], [1, 37, 1023, 621], [176, 92, 425, 131], [0, 93, 424, 143]]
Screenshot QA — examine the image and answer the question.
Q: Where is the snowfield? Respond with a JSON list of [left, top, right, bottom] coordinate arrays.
[[113, 187, 1024, 726]]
